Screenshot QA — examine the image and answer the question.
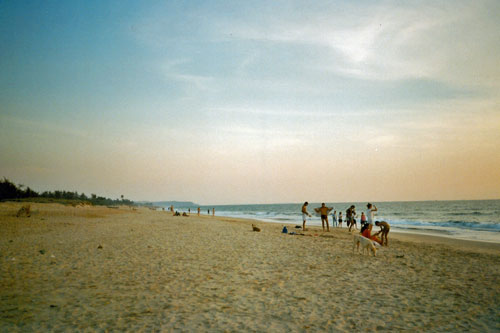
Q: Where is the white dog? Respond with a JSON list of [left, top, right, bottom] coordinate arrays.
[[353, 234, 377, 256]]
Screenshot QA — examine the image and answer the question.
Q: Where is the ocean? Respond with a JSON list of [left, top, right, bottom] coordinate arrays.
[[162, 200, 500, 243]]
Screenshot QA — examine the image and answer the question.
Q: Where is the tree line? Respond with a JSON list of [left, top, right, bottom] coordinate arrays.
[[0, 178, 134, 206]]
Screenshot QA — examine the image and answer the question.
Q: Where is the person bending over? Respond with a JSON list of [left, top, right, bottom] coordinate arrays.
[[374, 221, 390, 246]]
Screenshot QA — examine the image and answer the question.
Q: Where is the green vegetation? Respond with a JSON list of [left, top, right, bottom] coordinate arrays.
[[0, 177, 134, 206]]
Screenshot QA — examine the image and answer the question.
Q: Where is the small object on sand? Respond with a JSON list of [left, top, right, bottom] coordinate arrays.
[[16, 204, 31, 217], [252, 224, 261, 232], [50, 304, 57, 308], [182, 212, 188, 217], [39, 249, 45, 255], [282, 226, 288, 234], [97, 245, 103, 249], [396, 254, 404, 258], [295, 225, 302, 229]]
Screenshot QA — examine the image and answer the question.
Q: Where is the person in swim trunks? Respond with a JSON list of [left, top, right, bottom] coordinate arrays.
[[315, 203, 333, 232], [374, 221, 390, 246]]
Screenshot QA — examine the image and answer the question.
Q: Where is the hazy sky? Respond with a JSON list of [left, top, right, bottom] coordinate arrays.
[[1, 0, 499, 204]]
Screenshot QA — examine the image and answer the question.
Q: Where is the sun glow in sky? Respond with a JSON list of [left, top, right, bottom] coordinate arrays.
[[1, 0, 499, 204]]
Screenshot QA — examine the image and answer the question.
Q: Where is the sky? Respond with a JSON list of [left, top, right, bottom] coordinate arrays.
[[1, 0, 499, 204]]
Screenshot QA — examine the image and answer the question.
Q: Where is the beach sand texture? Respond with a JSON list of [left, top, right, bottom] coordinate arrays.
[[1, 203, 499, 332]]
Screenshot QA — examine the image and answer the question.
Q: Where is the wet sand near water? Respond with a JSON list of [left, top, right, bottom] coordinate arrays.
[[1, 202, 499, 331]]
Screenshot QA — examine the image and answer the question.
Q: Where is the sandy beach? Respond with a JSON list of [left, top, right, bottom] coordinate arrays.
[[1, 202, 499, 332]]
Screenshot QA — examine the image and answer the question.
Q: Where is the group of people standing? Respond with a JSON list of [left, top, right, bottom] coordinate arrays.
[[301, 202, 390, 246]]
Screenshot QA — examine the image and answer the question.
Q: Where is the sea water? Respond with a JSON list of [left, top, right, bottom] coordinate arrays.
[[186, 200, 500, 243]]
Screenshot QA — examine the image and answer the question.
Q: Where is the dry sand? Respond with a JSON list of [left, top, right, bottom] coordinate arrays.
[[1, 202, 499, 332]]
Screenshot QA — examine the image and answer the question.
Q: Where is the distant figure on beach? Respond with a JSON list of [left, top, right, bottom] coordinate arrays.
[[349, 215, 358, 232], [208, 209, 210, 214], [212, 208, 215, 216], [301, 202, 312, 231], [374, 221, 390, 246], [188, 208, 191, 215], [315, 203, 333, 231], [332, 210, 337, 227], [171, 205, 174, 216], [360, 212, 367, 228], [346, 205, 355, 230], [366, 203, 378, 232], [338, 212, 343, 227], [197, 207, 201, 216]]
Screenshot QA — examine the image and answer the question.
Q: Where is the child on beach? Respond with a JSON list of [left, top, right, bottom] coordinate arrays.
[[338, 212, 343, 227], [360, 212, 367, 228], [332, 210, 337, 227]]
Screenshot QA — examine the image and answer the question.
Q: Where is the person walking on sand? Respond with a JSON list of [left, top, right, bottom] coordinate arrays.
[[315, 203, 333, 232], [366, 203, 378, 232], [301, 202, 312, 231], [374, 221, 390, 246]]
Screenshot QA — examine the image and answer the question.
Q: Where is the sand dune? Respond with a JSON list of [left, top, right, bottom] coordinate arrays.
[[1, 202, 499, 331]]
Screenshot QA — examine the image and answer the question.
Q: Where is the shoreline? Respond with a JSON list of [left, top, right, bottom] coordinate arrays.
[[390, 231, 500, 255], [216, 214, 500, 246]]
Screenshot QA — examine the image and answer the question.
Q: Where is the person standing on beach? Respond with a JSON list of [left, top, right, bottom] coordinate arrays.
[[374, 221, 390, 246], [360, 212, 367, 228], [301, 202, 312, 231], [212, 208, 215, 216], [366, 203, 378, 232], [338, 212, 343, 227], [332, 210, 338, 227], [171, 205, 174, 216], [315, 203, 334, 231], [346, 205, 355, 230], [197, 207, 201, 216]]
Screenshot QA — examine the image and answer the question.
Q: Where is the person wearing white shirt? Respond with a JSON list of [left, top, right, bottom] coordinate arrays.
[[366, 203, 378, 232]]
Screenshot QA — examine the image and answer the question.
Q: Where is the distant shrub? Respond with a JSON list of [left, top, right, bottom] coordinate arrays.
[[0, 177, 134, 206]]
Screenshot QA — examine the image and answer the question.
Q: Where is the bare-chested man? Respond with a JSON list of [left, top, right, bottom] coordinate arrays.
[[315, 203, 333, 232], [301, 202, 312, 231], [374, 221, 390, 246]]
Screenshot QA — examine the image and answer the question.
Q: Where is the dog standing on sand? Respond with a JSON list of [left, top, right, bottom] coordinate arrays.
[[353, 234, 377, 256]]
